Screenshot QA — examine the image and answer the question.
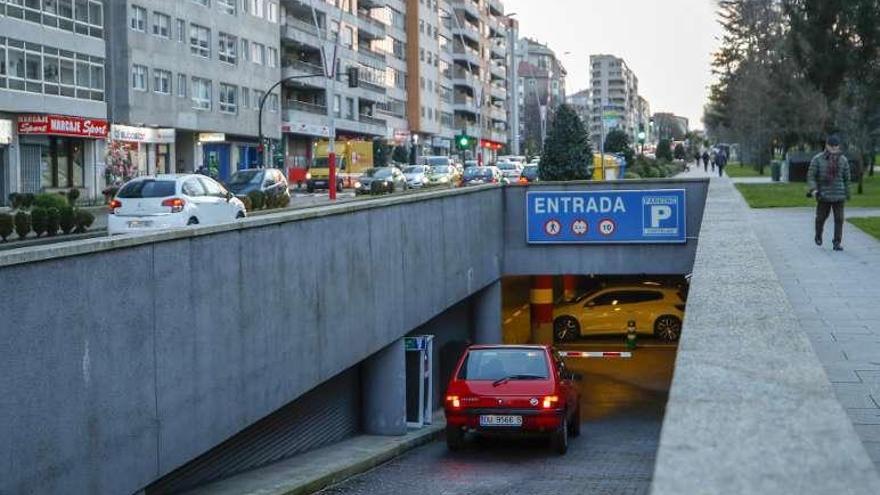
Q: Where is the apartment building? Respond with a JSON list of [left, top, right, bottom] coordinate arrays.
[[567, 88, 590, 131], [106, 0, 282, 183], [0, 0, 108, 204], [516, 37, 566, 155], [589, 54, 639, 147]]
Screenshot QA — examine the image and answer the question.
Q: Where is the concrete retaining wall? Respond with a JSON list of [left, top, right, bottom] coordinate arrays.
[[0, 187, 504, 495]]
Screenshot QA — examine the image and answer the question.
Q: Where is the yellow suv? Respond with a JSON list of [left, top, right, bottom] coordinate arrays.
[[553, 286, 686, 342]]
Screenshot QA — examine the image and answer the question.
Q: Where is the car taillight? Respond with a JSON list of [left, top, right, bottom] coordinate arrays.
[[108, 199, 121, 214], [161, 198, 186, 213], [519, 177, 528, 184], [542, 395, 559, 409], [446, 395, 461, 409]]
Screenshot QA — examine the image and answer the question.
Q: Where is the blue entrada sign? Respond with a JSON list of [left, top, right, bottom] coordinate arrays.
[[526, 189, 687, 244]]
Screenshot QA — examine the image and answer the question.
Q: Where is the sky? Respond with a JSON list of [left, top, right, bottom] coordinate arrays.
[[503, 0, 723, 130]]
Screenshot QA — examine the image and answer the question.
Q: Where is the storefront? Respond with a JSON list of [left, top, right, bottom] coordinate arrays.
[[198, 133, 265, 181], [16, 114, 108, 199], [106, 125, 175, 187], [0, 119, 12, 206]]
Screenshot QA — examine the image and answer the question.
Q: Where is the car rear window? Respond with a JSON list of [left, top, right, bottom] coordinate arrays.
[[117, 180, 176, 198], [457, 349, 549, 380]]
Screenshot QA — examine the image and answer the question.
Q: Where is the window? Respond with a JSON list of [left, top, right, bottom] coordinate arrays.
[[268, 93, 278, 112], [131, 64, 147, 91], [152, 12, 170, 38], [251, 42, 265, 65], [266, 47, 277, 67], [176, 19, 186, 42], [218, 32, 238, 64], [199, 177, 228, 198], [333, 94, 341, 117], [192, 77, 211, 110], [189, 24, 210, 58], [254, 0, 264, 18], [129, 5, 146, 32], [343, 26, 353, 49], [457, 349, 549, 381], [39, 138, 86, 189], [241, 87, 250, 109], [182, 179, 206, 197], [253, 89, 264, 110], [240, 39, 250, 61], [218, 0, 236, 15], [267, 2, 278, 22], [191, 0, 210, 6], [153, 69, 171, 94], [219, 83, 237, 113], [345, 97, 354, 119], [177, 73, 187, 97]]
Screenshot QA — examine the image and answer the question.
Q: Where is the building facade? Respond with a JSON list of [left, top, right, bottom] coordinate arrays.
[[652, 112, 689, 141], [0, 0, 108, 205], [566, 88, 590, 134], [516, 37, 566, 156], [106, 0, 282, 185], [589, 54, 639, 149]]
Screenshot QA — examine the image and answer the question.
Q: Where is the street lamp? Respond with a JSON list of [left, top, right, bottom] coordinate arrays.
[[257, 73, 325, 169]]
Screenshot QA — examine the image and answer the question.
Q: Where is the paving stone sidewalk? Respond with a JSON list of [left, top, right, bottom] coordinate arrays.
[[682, 165, 880, 467]]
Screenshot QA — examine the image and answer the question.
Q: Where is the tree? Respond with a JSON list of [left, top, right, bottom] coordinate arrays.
[[604, 129, 635, 168], [674, 143, 686, 160], [538, 104, 593, 181], [657, 139, 674, 162]]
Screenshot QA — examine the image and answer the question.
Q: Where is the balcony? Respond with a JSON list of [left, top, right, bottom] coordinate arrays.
[[453, 94, 478, 114], [359, 0, 386, 8], [453, 119, 480, 137], [490, 41, 507, 59], [283, 58, 325, 79], [489, 63, 506, 80], [490, 84, 506, 100], [286, 99, 327, 116], [336, 115, 387, 137], [357, 15, 387, 40], [452, 70, 478, 90], [488, 105, 506, 122], [283, 21, 321, 50], [452, 45, 481, 69], [358, 114, 386, 127], [451, 21, 481, 44], [358, 79, 387, 95], [451, 0, 480, 21]]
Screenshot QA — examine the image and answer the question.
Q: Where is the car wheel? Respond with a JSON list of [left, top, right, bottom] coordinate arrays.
[[306, 184, 315, 193], [236, 211, 246, 219], [446, 425, 465, 451], [569, 406, 581, 438], [551, 417, 568, 455], [654, 315, 682, 342], [553, 316, 580, 343], [187, 217, 199, 226]]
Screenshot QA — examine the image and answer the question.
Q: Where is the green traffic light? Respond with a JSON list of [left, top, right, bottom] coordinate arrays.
[[458, 136, 470, 148]]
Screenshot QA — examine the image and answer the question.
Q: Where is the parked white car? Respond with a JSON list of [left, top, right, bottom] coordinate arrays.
[[108, 174, 246, 235]]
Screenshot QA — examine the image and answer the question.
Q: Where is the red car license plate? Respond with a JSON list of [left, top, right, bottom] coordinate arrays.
[[479, 415, 523, 427]]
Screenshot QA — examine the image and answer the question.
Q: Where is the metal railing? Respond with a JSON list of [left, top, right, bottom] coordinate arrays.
[[284, 16, 319, 36], [286, 100, 327, 115], [359, 79, 387, 94], [359, 114, 385, 127]]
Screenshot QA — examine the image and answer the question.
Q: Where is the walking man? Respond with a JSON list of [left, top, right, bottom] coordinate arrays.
[[808, 135, 851, 251], [716, 150, 728, 177], [702, 150, 710, 172]]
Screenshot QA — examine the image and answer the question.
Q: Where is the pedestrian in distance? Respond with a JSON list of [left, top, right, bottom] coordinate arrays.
[[808, 135, 851, 251], [695, 151, 703, 171], [716, 150, 728, 177], [702, 151, 710, 171], [710, 150, 717, 172]]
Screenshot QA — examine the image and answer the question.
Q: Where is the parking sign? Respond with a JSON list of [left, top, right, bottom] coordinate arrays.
[[526, 189, 687, 244]]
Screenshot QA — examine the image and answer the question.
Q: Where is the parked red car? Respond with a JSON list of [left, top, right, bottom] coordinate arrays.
[[444, 345, 581, 454]]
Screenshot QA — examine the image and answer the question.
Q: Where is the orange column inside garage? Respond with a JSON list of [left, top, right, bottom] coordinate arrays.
[[530, 276, 554, 344], [563, 275, 577, 301]]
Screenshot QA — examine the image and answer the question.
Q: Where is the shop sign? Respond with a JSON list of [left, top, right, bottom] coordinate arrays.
[[17, 114, 109, 138], [198, 132, 226, 143], [280, 122, 330, 138], [110, 125, 175, 144], [0, 119, 12, 144]]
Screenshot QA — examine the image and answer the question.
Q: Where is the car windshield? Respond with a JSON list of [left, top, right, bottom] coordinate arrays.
[[403, 166, 425, 174], [464, 167, 491, 178], [522, 166, 538, 178], [457, 349, 549, 381], [498, 163, 517, 170], [117, 180, 176, 198], [228, 170, 262, 185], [372, 168, 394, 179], [432, 166, 451, 174]]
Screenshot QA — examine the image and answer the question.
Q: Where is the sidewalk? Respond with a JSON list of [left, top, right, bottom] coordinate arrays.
[[751, 206, 880, 468], [182, 421, 444, 495], [681, 163, 880, 468]]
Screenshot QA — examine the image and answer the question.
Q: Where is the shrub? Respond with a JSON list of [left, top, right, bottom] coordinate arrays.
[[8, 193, 22, 210], [34, 192, 69, 210], [59, 206, 76, 234], [31, 208, 47, 237], [21, 193, 35, 209], [241, 196, 254, 212], [67, 188, 81, 206], [0, 213, 13, 241], [275, 193, 290, 209], [14, 211, 31, 239], [624, 171, 642, 179], [247, 190, 265, 210], [75, 210, 95, 234], [45, 207, 60, 236]]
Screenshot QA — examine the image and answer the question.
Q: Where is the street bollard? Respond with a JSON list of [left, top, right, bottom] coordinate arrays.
[[625, 320, 638, 350]]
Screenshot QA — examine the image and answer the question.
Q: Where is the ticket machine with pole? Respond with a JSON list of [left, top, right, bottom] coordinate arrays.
[[405, 335, 434, 428]]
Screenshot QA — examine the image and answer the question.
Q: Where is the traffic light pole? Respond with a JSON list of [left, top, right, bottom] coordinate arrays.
[[257, 74, 324, 168]]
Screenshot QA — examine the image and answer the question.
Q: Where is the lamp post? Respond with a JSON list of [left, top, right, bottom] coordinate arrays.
[[257, 73, 325, 169]]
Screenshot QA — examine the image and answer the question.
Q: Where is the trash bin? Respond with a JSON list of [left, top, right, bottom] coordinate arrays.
[[771, 160, 782, 182]]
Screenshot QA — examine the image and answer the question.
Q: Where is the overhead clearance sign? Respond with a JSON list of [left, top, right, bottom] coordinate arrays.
[[526, 189, 687, 244]]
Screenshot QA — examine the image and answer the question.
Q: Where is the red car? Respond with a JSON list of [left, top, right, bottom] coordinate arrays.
[[444, 345, 581, 454]]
